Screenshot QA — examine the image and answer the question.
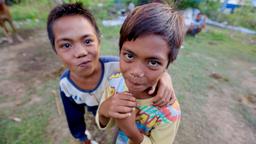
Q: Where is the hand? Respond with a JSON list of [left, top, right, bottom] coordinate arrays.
[[99, 92, 137, 119], [148, 72, 176, 107], [115, 110, 143, 144]]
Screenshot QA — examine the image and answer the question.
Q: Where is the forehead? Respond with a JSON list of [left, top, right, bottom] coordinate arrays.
[[53, 15, 96, 40], [122, 35, 170, 60]]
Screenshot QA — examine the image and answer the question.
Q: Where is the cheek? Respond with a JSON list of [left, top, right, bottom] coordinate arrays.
[[145, 70, 165, 85], [120, 59, 128, 73], [57, 52, 73, 66], [91, 44, 100, 58]]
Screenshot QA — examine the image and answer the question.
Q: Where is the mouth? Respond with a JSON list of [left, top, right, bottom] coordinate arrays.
[[130, 81, 143, 86], [78, 60, 91, 67], [126, 78, 145, 90]]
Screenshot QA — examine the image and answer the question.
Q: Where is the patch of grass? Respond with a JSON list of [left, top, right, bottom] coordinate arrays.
[[215, 6, 256, 30], [169, 26, 256, 119], [10, 1, 51, 21], [185, 27, 256, 64], [0, 79, 58, 144], [238, 105, 256, 129], [100, 25, 120, 55], [0, 113, 50, 144]]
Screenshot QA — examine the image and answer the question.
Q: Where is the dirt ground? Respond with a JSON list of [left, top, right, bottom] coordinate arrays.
[[0, 29, 255, 144]]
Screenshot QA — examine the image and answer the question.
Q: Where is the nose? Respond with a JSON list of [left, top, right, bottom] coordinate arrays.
[[74, 44, 88, 58], [130, 62, 144, 78]]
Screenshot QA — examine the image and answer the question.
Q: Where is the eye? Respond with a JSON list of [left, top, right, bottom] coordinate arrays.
[[148, 60, 161, 67], [83, 39, 93, 45], [124, 53, 134, 61], [61, 43, 72, 49]]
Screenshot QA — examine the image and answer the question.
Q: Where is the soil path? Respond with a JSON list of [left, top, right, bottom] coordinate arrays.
[[175, 56, 256, 144]]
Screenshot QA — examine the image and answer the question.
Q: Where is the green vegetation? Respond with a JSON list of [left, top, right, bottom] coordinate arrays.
[[0, 80, 57, 144], [200, 1, 255, 30], [173, 0, 256, 30], [215, 6, 256, 30], [10, 0, 51, 21], [171, 27, 256, 128]]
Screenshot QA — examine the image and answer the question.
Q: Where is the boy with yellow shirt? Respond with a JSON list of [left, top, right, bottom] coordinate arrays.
[[96, 3, 184, 144]]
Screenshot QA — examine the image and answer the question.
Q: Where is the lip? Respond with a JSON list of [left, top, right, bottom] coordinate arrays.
[[127, 77, 143, 85], [126, 78, 145, 90], [78, 60, 91, 67]]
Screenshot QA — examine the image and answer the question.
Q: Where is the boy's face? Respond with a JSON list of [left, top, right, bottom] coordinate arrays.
[[53, 15, 100, 77], [120, 34, 170, 95]]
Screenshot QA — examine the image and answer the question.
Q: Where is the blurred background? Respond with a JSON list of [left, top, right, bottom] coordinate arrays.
[[0, 0, 255, 144]]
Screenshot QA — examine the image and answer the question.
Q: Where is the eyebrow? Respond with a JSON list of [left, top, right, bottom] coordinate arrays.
[[81, 34, 92, 39], [122, 48, 136, 56], [122, 47, 164, 61], [56, 34, 92, 43]]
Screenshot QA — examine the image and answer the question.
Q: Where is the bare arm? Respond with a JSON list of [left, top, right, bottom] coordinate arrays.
[[115, 110, 144, 144], [149, 72, 176, 107]]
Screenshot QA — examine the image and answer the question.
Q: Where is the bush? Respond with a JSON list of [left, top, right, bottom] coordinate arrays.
[[175, 0, 202, 9], [199, 0, 221, 18], [10, 0, 51, 21], [215, 6, 256, 30]]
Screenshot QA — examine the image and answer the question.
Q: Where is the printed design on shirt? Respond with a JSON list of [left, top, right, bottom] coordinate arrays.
[[136, 107, 161, 129], [109, 72, 122, 80], [135, 102, 181, 131], [72, 95, 83, 102], [60, 78, 85, 104], [108, 72, 128, 95], [115, 103, 181, 144], [116, 131, 129, 144], [159, 101, 181, 122], [107, 86, 116, 98]]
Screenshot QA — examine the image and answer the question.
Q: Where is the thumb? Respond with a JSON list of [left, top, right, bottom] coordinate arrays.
[[148, 84, 157, 95]]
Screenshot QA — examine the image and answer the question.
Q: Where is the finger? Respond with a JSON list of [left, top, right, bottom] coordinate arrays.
[[115, 98, 137, 107], [159, 90, 171, 107], [122, 100, 137, 108], [160, 90, 171, 106], [153, 88, 168, 106], [119, 95, 136, 102], [169, 92, 177, 105], [109, 112, 131, 119], [109, 98, 137, 112], [123, 91, 133, 95], [152, 84, 164, 104], [115, 92, 136, 102], [148, 84, 157, 95], [114, 105, 134, 114]]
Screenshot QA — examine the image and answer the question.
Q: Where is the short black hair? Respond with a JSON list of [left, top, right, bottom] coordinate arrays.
[[47, 3, 100, 52], [119, 3, 184, 64]]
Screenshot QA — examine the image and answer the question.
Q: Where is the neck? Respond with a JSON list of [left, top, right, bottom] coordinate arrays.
[[132, 89, 152, 100], [70, 61, 102, 90]]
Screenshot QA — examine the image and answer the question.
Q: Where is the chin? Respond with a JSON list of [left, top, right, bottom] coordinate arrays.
[[127, 85, 146, 94], [77, 69, 94, 77]]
